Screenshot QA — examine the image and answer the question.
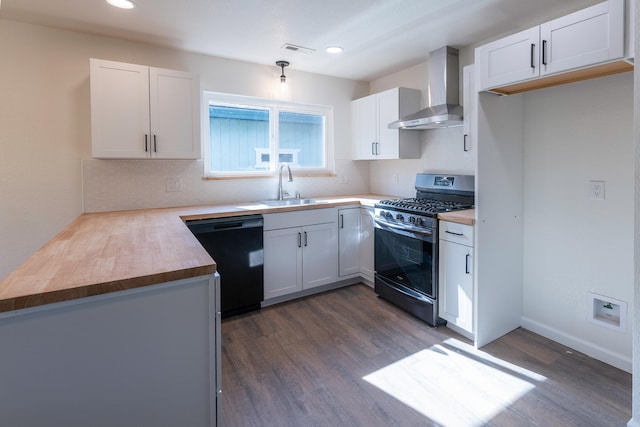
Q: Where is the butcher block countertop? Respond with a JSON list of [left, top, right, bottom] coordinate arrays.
[[0, 195, 390, 314], [438, 209, 476, 226]]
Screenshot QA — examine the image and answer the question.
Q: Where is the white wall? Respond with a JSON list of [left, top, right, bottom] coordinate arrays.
[[0, 19, 370, 280], [521, 72, 634, 371], [366, 48, 476, 197], [632, 0, 640, 421]]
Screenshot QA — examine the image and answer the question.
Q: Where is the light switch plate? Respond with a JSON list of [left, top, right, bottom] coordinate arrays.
[[589, 181, 605, 201]]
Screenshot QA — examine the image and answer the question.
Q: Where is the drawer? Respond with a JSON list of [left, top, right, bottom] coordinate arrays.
[[263, 207, 337, 231], [439, 221, 474, 246]]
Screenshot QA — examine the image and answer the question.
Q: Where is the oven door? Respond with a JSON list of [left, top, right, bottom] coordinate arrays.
[[374, 217, 437, 299]]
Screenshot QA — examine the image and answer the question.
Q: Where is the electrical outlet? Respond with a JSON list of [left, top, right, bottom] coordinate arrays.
[[166, 177, 182, 192], [392, 174, 399, 185], [589, 181, 604, 201]]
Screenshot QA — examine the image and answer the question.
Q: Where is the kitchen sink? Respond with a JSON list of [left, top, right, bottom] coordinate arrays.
[[258, 198, 325, 207]]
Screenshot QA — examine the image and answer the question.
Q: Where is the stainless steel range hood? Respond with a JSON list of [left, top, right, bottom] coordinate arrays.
[[389, 46, 463, 130]]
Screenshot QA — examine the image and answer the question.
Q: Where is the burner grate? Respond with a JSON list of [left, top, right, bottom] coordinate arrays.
[[377, 198, 473, 215]]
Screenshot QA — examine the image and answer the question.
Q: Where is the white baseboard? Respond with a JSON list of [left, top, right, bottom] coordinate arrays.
[[627, 417, 640, 427], [521, 316, 632, 373]]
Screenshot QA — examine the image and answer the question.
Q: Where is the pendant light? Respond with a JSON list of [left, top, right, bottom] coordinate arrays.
[[275, 60, 289, 85]]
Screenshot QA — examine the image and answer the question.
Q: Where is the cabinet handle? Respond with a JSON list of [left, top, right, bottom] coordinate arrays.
[[297, 232, 302, 248], [465, 253, 471, 274], [530, 43, 535, 69], [153, 135, 157, 153], [340, 214, 344, 229], [303, 231, 308, 247], [542, 40, 548, 66], [445, 230, 464, 236], [371, 142, 375, 156], [463, 134, 469, 152], [144, 134, 148, 152], [376, 142, 380, 155]]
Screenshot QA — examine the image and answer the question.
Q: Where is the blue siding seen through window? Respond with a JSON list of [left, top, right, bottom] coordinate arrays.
[[209, 105, 325, 173], [279, 112, 324, 168], [209, 106, 269, 172]]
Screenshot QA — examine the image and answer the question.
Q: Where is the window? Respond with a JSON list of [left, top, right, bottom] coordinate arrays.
[[202, 92, 333, 177]]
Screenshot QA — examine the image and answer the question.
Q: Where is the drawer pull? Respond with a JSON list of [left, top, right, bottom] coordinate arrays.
[[445, 230, 464, 236]]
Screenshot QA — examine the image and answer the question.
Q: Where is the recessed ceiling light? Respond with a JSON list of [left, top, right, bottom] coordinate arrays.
[[107, 0, 135, 9], [326, 46, 343, 54]]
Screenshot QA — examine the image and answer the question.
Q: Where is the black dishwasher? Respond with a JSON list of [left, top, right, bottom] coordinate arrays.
[[186, 215, 264, 318]]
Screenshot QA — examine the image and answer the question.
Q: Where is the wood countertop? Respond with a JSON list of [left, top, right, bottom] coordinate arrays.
[[0, 195, 392, 313], [438, 209, 476, 226]]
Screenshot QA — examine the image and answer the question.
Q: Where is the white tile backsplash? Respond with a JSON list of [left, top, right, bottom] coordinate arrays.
[[82, 159, 370, 212]]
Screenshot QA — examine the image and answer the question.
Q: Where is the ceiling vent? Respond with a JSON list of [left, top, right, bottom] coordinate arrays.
[[281, 43, 316, 54]]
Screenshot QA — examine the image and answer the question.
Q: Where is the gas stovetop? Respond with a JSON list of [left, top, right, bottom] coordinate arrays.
[[377, 197, 474, 216]]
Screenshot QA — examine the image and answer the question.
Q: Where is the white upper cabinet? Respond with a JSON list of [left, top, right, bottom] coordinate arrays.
[[539, 0, 623, 76], [352, 87, 421, 160], [476, 0, 626, 93], [477, 26, 540, 91], [462, 64, 476, 157], [90, 59, 200, 159], [149, 67, 200, 159]]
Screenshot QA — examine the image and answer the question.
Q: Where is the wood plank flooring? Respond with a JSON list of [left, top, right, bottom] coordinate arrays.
[[221, 284, 631, 426]]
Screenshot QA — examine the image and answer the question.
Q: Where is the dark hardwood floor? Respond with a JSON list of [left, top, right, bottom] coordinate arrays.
[[221, 284, 631, 426]]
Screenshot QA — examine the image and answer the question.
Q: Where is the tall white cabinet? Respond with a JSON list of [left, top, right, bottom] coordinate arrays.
[[351, 87, 421, 160], [90, 59, 200, 159]]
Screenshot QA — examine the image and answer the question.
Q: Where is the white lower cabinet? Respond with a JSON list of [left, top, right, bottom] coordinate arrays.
[[439, 221, 474, 335], [359, 207, 375, 283], [263, 209, 337, 300], [338, 207, 361, 277], [338, 206, 375, 283]]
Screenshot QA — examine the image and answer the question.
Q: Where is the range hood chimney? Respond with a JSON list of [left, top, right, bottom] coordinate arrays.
[[388, 46, 463, 130]]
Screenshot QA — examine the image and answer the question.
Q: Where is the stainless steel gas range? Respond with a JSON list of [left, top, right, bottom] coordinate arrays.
[[374, 174, 475, 326]]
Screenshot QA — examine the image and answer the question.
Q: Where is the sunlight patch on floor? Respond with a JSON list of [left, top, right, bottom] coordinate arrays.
[[363, 338, 547, 426]]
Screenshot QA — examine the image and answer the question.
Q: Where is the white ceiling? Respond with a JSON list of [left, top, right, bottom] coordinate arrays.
[[0, 0, 599, 81]]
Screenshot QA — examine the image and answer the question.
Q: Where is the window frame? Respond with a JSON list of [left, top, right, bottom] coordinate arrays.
[[202, 91, 334, 178]]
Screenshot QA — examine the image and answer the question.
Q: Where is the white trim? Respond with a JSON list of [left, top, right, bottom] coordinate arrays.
[[521, 316, 632, 373]]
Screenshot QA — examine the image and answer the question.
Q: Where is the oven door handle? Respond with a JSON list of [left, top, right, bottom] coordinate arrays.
[[374, 217, 433, 237]]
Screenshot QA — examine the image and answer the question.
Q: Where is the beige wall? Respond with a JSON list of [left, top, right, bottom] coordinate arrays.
[[0, 19, 370, 280]]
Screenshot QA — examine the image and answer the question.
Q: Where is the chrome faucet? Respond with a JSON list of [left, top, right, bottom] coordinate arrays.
[[277, 164, 293, 200]]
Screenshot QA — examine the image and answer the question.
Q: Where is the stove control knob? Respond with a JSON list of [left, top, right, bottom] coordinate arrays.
[[409, 217, 416, 224], [395, 214, 404, 222], [384, 211, 393, 219], [415, 218, 424, 226]]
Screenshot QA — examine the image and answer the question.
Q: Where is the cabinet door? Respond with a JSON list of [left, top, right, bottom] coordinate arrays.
[[351, 95, 377, 160], [338, 208, 361, 277], [264, 228, 303, 299], [540, 0, 624, 76], [462, 64, 475, 156], [90, 59, 150, 158], [149, 67, 200, 159], [302, 223, 337, 289], [359, 207, 375, 283], [376, 89, 401, 159], [476, 26, 540, 90], [439, 239, 473, 333]]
